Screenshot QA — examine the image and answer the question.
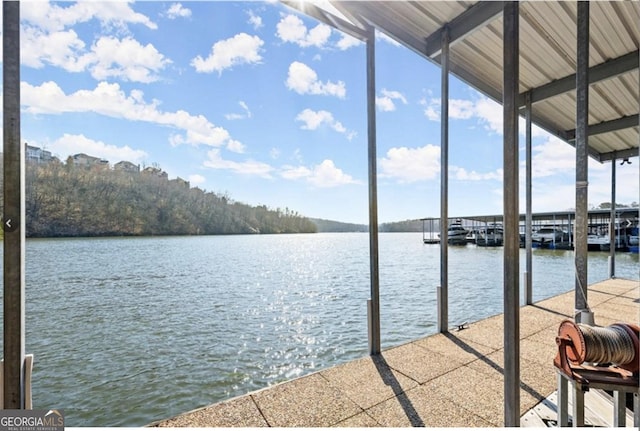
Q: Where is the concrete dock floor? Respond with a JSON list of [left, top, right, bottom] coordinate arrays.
[[150, 278, 639, 427]]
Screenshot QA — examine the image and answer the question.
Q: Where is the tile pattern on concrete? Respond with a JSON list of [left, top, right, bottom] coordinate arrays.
[[150, 278, 639, 427]]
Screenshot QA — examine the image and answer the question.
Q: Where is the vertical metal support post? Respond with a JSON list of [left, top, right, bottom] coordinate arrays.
[[3, 0, 26, 409], [633, 392, 639, 427], [613, 390, 625, 426], [568, 214, 573, 247], [525, 92, 533, 304], [502, 2, 520, 426], [608, 158, 616, 278], [365, 26, 381, 355], [572, 386, 585, 427], [574, 1, 590, 322], [557, 373, 569, 426], [438, 26, 450, 334]]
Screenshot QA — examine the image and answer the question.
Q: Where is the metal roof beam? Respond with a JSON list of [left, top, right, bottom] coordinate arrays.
[[424, 1, 504, 58], [565, 114, 640, 141], [598, 147, 639, 162], [518, 50, 639, 107], [332, 1, 430, 55], [329, 2, 506, 104]]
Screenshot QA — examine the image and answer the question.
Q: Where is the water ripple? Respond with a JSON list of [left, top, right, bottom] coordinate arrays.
[[0, 233, 636, 426]]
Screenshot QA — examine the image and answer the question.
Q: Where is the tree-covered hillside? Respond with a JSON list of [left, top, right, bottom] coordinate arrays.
[[310, 218, 368, 232], [380, 219, 426, 232], [19, 161, 317, 237]]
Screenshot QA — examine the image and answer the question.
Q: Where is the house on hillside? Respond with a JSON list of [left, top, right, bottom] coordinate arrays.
[[25, 144, 53, 164], [142, 166, 168, 179], [72, 153, 109, 170], [170, 177, 190, 188], [114, 161, 140, 173]]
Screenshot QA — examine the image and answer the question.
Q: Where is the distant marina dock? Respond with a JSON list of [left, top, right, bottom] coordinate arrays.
[[421, 208, 640, 252]]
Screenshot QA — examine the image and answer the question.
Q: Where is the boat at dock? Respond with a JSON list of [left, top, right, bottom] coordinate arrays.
[[475, 224, 503, 247], [587, 223, 638, 252], [422, 209, 639, 252], [587, 233, 610, 251], [531, 226, 565, 247], [440, 219, 469, 245], [628, 230, 639, 253]]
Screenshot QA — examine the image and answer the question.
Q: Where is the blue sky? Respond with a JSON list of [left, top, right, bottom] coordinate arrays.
[[8, 0, 639, 224]]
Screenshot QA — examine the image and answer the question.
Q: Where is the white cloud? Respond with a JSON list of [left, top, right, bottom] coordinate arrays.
[[20, 1, 168, 84], [49, 133, 148, 164], [285, 61, 346, 98], [226, 139, 246, 154], [589, 160, 640, 206], [247, 10, 263, 29], [295, 108, 348, 133], [276, 14, 331, 48], [451, 166, 502, 181], [308, 160, 359, 187], [336, 33, 362, 50], [86, 36, 171, 83], [422, 98, 440, 121], [22, 81, 241, 149], [529, 182, 578, 212], [21, 0, 157, 32], [473, 97, 503, 134], [21, 27, 90, 72], [281, 165, 312, 180], [281, 160, 359, 187], [203, 149, 274, 178], [380, 146, 516, 184], [376, 96, 396, 112], [421, 97, 475, 121], [22, 31, 169, 83], [191, 33, 264, 74], [225, 101, 252, 120], [450, 99, 476, 119], [422, 95, 548, 138], [376, 89, 407, 112], [269, 148, 281, 159], [188, 174, 206, 185], [530, 136, 576, 178], [380, 145, 441, 183], [375, 30, 401, 46], [166, 3, 191, 20]]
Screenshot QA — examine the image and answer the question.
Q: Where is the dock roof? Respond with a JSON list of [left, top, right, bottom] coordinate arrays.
[[420, 208, 640, 225], [284, 1, 639, 163]]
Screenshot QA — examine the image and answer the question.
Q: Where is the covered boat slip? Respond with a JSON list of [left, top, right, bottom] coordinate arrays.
[[2, 0, 639, 424], [280, 0, 640, 426], [420, 208, 640, 251]]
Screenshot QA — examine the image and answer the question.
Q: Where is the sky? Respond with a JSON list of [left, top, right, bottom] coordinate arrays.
[[5, 0, 639, 224]]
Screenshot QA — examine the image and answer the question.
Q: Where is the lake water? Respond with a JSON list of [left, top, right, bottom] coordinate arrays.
[[1, 233, 638, 426]]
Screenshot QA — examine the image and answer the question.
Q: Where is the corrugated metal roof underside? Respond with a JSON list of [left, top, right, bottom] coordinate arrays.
[[286, 1, 639, 163]]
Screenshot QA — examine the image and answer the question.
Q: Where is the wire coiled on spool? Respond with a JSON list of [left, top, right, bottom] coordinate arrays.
[[577, 323, 636, 366]]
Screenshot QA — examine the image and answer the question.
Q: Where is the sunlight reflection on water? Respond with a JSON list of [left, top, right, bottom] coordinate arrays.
[[0, 233, 636, 426]]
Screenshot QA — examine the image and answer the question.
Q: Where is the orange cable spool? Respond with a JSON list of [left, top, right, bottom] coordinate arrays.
[[556, 319, 639, 372]]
